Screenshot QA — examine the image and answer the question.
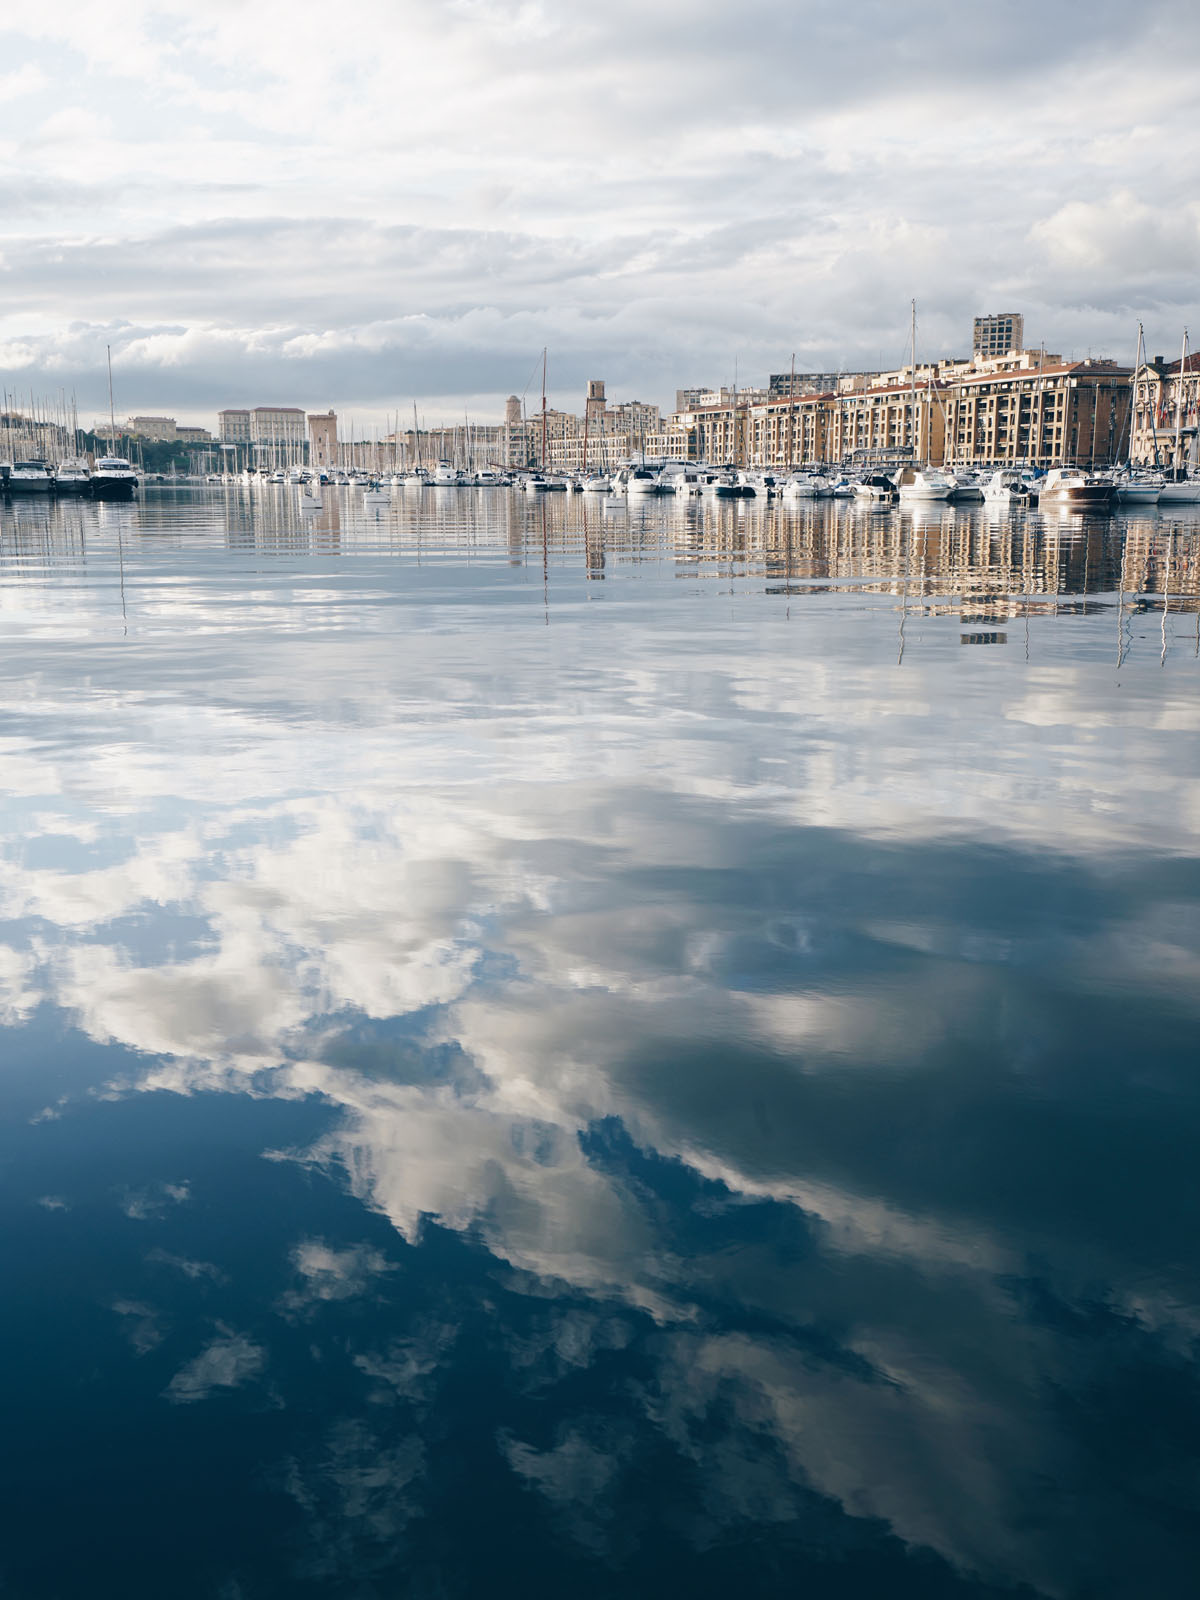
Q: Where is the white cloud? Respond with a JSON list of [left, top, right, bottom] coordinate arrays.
[[164, 1329, 266, 1402], [0, 2, 1197, 418]]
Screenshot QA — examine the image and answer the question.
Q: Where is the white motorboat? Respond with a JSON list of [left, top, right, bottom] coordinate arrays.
[[474, 469, 503, 487], [431, 460, 461, 487], [700, 472, 740, 498], [1037, 468, 1115, 510], [583, 474, 612, 493], [781, 474, 822, 499], [523, 472, 550, 493], [982, 469, 1039, 505], [947, 469, 984, 502], [897, 466, 954, 501], [626, 466, 664, 495], [54, 459, 91, 494], [854, 473, 899, 501], [91, 457, 138, 500], [738, 470, 781, 497], [8, 459, 52, 493]]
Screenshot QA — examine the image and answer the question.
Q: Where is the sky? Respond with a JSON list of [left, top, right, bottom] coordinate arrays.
[[1, 0, 1198, 427]]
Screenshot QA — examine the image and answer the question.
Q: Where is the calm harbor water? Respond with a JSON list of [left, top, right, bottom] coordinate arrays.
[[2, 485, 1199, 1599]]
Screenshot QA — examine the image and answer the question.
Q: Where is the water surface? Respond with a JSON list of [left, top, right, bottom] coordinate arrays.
[[2, 486, 1199, 1599]]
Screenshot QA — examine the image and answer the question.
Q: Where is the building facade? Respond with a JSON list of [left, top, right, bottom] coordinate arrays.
[[973, 312, 1025, 359], [307, 411, 338, 471], [127, 415, 179, 442], [1129, 354, 1200, 470], [217, 409, 252, 444], [943, 359, 1130, 468], [251, 407, 307, 454]]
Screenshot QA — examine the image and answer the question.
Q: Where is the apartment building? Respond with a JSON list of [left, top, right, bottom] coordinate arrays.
[[1129, 352, 1200, 470], [217, 409, 252, 444], [251, 406, 307, 450], [973, 312, 1025, 359], [127, 415, 179, 441], [944, 359, 1131, 468]]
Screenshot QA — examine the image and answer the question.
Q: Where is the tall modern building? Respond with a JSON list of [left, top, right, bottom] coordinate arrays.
[[973, 312, 1024, 358]]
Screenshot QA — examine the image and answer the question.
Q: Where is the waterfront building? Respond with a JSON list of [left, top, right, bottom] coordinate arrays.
[[127, 415, 179, 442], [943, 358, 1131, 469], [307, 410, 338, 472], [974, 312, 1025, 359], [217, 409, 252, 445], [251, 406, 307, 452], [1129, 352, 1200, 470], [768, 370, 873, 399], [176, 426, 213, 444]]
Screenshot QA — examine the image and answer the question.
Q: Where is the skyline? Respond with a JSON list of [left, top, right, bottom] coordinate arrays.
[[1, 1, 1198, 426]]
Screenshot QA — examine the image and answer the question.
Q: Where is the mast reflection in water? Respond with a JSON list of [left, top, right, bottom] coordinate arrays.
[[1, 485, 1199, 1600]]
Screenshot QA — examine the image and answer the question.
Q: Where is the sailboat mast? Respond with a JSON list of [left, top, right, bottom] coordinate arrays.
[[788, 351, 795, 468], [107, 345, 117, 454], [909, 299, 917, 465], [541, 348, 548, 471], [1174, 327, 1188, 474]]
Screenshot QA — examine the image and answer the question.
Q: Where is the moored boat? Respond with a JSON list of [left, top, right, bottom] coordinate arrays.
[[1037, 468, 1114, 510], [897, 466, 954, 501], [91, 457, 138, 500], [8, 459, 52, 494], [54, 459, 91, 494]]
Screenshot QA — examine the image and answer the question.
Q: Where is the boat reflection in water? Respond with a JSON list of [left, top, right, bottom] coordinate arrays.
[[1, 486, 1199, 1599]]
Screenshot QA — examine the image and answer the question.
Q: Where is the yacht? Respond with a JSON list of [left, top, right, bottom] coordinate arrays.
[[1113, 470, 1164, 505], [91, 457, 138, 500], [781, 473, 832, 499], [947, 469, 984, 502], [982, 469, 1039, 505], [1157, 474, 1200, 504], [8, 459, 52, 494], [583, 473, 612, 493], [700, 472, 740, 498], [738, 469, 781, 497], [54, 459, 91, 494], [474, 469, 503, 487], [431, 460, 461, 487], [897, 466, 954, 501], [854, 473, 899, 501], [1037, 468, 1114, 510], [626, 466, 664, 495], [523, 472, 550, 493]]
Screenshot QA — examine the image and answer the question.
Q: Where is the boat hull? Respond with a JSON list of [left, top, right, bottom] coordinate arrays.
[[1040, 487, 1113, 509], [91, 479, 137, 501]]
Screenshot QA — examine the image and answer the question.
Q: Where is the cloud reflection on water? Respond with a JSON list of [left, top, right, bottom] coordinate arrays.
[[2, 504, 1200, 1595]]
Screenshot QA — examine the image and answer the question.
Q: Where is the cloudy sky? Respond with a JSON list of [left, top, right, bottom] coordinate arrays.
[[1, 0, 1198, 425]]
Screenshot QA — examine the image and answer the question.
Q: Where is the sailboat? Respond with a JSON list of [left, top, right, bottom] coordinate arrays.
[[91, 345, 138, 501], [1115, 323, 1164, 504], [896, 301, 953, 500], [1157, 327, 1200, 503]]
